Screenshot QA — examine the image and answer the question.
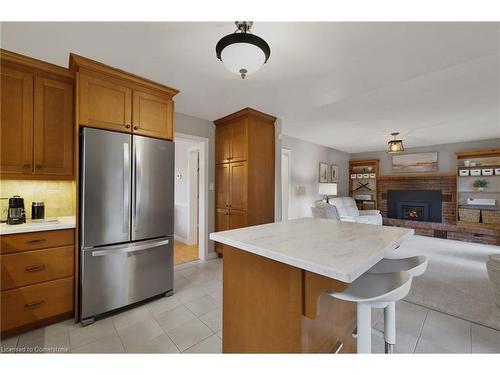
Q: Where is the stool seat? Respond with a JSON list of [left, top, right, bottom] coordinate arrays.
[[328, 271, 412, 305], [368, 256, 428, 277]]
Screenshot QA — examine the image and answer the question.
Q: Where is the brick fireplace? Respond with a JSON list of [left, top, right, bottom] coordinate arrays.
[[378, 174, 500, 245]]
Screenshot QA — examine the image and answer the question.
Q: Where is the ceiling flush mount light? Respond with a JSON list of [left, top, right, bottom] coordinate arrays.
[[216, 21, 271, 79], [386, 132, 405, 154]]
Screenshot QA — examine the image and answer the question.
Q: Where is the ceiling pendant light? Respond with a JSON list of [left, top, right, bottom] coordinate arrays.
[[216, 21, 271, 79], [386, 132, 405, 154]]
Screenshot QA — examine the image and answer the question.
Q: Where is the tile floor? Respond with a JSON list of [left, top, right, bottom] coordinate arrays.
[[2, 257, 500, 354]]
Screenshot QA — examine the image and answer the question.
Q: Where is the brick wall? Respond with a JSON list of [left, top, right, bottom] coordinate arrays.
[[377, 175, 500, 245], [378, 175, 456, 224]]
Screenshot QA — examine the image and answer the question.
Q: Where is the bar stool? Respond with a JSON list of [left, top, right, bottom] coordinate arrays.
[[328, 271, 412, 354], [367, 256, 428, 353]]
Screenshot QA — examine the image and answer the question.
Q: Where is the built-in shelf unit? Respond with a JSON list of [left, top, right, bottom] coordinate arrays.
[[349, 159, 379, 210], [456, 149, 500, 229]]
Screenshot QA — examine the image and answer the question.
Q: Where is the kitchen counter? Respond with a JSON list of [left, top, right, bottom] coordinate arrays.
[[210, 217, 414, 283], [0, 216, 76, 235], [210, 218, 414, 353]]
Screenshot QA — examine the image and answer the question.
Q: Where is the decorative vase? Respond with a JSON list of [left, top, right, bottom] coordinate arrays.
[[478, 187, 485, 192]]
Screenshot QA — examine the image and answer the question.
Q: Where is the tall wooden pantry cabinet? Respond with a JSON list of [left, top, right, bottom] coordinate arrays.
[[214, 108, 276, 255]]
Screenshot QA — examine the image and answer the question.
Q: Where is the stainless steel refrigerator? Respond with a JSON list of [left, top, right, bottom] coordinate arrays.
[[79, 127, 174, 325]]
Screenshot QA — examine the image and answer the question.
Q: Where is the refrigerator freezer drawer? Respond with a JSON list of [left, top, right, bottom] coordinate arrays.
[[80, 237, 173, 320]]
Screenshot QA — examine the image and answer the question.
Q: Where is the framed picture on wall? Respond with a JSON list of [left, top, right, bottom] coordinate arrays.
[[331, 165, 339, 182], [392, 152, 438, 173], [319, 162, 330, 183]]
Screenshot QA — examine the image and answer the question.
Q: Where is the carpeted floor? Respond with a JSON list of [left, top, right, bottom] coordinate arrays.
[[396, 235, 500, 330]]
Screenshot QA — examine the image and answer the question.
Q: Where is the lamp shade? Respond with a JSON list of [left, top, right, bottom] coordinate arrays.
[[319, 183, 338, 196]]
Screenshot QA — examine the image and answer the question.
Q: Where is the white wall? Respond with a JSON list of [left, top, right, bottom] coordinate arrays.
[[174, 138, 199, 243], [352, 138, 500, 175], [281, 135, 350, 219], [175, 112, 216, 254]]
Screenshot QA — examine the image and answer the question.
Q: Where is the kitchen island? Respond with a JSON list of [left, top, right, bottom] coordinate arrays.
[[209, 217, 414, 353]]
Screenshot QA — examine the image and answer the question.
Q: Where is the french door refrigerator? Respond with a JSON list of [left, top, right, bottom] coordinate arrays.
[[80, 127, 174, 324]]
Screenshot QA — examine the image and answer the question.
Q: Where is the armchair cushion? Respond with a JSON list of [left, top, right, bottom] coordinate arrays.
[[311, 201, 340, 220], [329, 197, 382, 225]]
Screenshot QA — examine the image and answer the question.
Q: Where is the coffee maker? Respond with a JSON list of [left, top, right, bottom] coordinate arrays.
[[7, 195, 26, 225]]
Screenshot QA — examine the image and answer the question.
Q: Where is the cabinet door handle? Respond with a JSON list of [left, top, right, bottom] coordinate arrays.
[[26, 238, 46, 244], [25, 264, 46, 272], [225, 212, 229, 215], [125, 124, 131, 129], [36, 164, 42, 169], [25, 300, 44, 310], [133, 125, 139, 130]]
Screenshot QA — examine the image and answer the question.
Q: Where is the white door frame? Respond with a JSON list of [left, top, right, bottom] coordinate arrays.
[[187, 147, 199, 245], [175, 132, 209, 261], [281, 148, 292, 220]]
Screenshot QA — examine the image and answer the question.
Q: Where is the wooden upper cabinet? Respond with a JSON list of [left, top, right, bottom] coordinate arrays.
[[33, 77, 74, 177], [229, 161, 247, 211], [78, 70, 132, 132], [230, 119, 248, 162], [216, 163, 230, 209], [71, 54, 178, 140], [0, 66, 34, 176], [132, 90, 173, 140], [216, 125, 232, 164]]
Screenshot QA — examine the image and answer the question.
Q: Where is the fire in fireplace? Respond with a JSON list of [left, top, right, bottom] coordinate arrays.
[[387, 190, 442, 223]]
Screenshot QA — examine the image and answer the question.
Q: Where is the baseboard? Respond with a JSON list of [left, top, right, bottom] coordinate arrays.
[[174, 234, 188, 244]]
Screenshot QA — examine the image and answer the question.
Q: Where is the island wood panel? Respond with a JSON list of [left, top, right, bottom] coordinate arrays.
[[33, 76, 74, 177], [222, 245, 356, 353], [0, 66, 34, 177]]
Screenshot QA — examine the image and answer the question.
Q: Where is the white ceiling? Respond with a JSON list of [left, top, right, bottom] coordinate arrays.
[[2, 22, 499, 153]]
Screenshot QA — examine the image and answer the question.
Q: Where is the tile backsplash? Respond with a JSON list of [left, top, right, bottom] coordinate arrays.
[[0, 180, 76, 218]]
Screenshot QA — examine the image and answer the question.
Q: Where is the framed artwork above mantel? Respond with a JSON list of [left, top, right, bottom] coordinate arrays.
[[392, 152, 438, 173]]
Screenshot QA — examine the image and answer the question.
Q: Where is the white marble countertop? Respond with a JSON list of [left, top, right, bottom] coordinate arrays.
[[209, 218, 414, 283], [0, 216, 76, 235]]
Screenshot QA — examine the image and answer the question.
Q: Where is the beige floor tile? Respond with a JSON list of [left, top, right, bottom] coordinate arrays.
[[175, 285, 206, 304], [167, 318, 212, 352], [117, 318, 164, 351], [184, 334, 222, 353], [155, 305, 196, 332], [471, 323, 500, 353], [18, 327, 70, 354], [185, 295, 218, 317], [125, 333, 180, 353], [416, 310, 471, 353], [200, 279, 222, 295], [173, 275, 191, 292], [69, 318, 117, 349], [112, 305, 152, 331], [146, 295, 183, 317], [178, 265, 202, 279], [199, 308, 222, 333], [72, 334, 124, 353]]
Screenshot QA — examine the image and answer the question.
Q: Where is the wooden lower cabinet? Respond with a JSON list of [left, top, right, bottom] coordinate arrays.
[[1, 246, 74, 291], [0, 229, 75, 336], [1, 277, 73, 333], [229, 210, 248, 229]]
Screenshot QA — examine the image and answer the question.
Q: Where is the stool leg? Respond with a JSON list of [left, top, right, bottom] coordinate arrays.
[[357, 303, 371, 353], [384, 302, 396, 354]]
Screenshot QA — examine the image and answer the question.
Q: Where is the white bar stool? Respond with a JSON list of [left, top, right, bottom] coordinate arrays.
[[367, 256, 428, 353], [328, 271, 412, 354]]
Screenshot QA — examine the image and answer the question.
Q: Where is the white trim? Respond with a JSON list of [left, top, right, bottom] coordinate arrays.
[[175, 132, 210, 262], [187, 147, 200, 245], [281, 148, 292, 221]]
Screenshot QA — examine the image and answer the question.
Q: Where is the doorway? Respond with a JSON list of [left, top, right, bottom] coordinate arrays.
[[281, 148, 291, 220], [173, 133, 208, 265]]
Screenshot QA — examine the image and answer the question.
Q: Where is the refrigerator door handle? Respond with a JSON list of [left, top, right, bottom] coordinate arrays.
[[123, 143, 130, 234], [133, 145, 141, 232], [90, 239, 170, 257]]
